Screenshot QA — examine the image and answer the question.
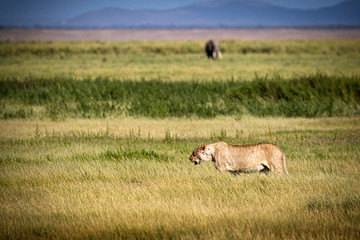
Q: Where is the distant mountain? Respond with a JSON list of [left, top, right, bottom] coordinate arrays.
[[9, 0, 360, 28]]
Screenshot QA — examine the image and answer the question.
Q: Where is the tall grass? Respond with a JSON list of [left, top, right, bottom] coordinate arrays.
[[0, 118, 359, 239], [1, 38, 359, 239], [1, 74, 359, 119]]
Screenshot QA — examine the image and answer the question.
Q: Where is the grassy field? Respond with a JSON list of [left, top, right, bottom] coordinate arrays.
[[1, 39, 360, 81], [1, 75, 359, 119], [1, 117, 359, 239], [1, 39, 360, 239]]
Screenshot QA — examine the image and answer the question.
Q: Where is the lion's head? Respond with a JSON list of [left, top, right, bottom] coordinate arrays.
[[189, 144, 212, 165]]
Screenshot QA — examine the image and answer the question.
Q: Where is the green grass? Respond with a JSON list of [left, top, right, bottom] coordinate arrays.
[[1, 39, 360, 81], [1, 74, 359, 119], [0, 118, 359, 239], [1, 39, 360, 56], [1, 38, 360, 239]]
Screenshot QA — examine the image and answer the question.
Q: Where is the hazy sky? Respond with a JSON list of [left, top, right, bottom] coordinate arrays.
[[0, 0, 347, 20]]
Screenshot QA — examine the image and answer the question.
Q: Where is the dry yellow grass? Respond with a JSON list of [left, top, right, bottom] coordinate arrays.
[[1, 38, 359, 239], [1, 54, 359, 82], [1, 117, 359, 239], [1, 116, 359, 140]]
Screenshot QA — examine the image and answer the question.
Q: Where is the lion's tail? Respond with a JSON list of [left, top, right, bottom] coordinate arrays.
[[282, 153, 289, 175]]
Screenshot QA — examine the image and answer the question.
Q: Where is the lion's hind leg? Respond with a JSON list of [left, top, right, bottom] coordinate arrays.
[[256, 164, 271, 174]]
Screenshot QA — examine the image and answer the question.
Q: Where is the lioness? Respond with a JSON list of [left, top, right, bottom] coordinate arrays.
[[189, 142, 288, 174]]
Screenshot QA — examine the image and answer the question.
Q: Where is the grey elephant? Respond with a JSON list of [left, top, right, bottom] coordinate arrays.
[[205, 40, 222, 59]]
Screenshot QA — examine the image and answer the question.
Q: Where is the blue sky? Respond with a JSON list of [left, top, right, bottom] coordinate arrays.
[[0, 0, 346, 22]]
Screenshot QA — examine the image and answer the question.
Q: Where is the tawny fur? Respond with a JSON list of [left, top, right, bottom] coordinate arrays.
[[189, 142, 288, 174]]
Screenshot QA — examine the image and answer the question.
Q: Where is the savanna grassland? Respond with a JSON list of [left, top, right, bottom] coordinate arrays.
[[0, 38, 360, 239]]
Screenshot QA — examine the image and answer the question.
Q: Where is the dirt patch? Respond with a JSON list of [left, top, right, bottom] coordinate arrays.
[[1, 28, 360, 41]]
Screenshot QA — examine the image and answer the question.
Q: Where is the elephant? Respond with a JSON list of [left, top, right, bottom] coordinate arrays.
[[205, 40, 222, 59]]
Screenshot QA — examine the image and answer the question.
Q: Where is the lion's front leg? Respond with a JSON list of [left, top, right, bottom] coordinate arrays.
[[214, 161, 228, 173]]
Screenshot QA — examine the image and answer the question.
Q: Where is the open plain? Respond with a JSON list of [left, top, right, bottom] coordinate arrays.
[[0, 29, 359, 239], [1, 28, 360, 41]]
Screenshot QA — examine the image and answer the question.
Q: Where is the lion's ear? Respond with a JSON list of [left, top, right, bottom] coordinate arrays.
[[201, 144, 207, 151]]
